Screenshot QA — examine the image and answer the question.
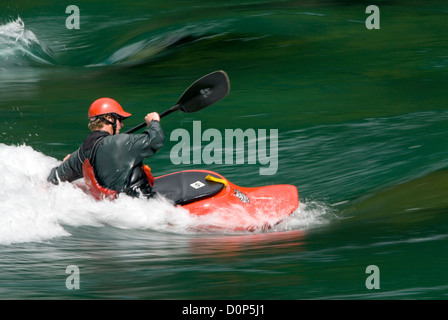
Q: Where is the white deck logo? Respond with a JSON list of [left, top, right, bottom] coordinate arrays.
[[190, 181, 205, 189]]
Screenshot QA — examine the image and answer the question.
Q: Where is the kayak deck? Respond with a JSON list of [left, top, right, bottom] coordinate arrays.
[[154, 170, 299, 231]]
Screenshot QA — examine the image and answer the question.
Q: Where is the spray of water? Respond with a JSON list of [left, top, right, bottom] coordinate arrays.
[[0, 17, 54, 67]]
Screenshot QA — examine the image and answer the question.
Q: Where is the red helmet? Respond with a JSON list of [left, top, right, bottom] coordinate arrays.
[[88, 98, 132, 119]]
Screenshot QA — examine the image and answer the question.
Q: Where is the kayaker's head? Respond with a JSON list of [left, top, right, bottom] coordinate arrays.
[[88, 98, 131, 135]]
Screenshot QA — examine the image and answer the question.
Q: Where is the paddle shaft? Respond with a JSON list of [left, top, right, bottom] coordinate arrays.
[[124, 104, 179, 134]]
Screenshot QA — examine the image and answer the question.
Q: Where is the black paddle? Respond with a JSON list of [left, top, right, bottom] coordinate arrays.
[[125, 70, 230, 134]]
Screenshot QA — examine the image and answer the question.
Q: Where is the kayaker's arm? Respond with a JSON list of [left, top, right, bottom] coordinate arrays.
[[47, 149, 84, 184], [139, 119, 165, 157]]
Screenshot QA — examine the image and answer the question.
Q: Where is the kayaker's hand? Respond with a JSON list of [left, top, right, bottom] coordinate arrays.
[[47, 167, 59, 185], [145, 112, 160, 125]]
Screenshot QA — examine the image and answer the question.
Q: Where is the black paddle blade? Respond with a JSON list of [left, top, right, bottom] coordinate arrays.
[[177, 70, 230, 113], [124, 70, 230, 134]]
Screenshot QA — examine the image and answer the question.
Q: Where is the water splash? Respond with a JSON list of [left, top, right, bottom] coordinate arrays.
[[0, 143, 191, 245], [0, 17, 54, 67]]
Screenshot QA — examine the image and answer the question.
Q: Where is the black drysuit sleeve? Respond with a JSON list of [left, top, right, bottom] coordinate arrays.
[[47, 149, 84, 184]]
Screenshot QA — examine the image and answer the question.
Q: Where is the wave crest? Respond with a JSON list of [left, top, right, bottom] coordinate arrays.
[[91, 21, 228, 67], [0, 17, 54, 67]]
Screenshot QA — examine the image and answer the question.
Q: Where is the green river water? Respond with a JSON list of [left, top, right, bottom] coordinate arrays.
[[1, 0, 448, 301]]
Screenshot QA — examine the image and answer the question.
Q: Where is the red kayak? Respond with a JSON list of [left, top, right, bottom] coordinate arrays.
[[152, 170, 299, 231], [80, 166, 299, 231]]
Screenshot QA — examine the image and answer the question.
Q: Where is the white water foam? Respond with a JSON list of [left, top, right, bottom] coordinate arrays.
[[0, 143, 194, 245], [0, 143, 331, 245], [273, 200, 333, 232], [0, 17, 54, 67]]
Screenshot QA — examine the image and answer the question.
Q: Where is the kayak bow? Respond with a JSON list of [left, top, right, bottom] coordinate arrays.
[[152, 169, 299, 231]]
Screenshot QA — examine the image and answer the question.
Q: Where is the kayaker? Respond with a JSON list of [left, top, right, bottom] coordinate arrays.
[[47, 97, 165, 198]]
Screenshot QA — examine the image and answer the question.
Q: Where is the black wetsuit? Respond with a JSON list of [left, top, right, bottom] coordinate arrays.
[[47, 121, 164, 197]]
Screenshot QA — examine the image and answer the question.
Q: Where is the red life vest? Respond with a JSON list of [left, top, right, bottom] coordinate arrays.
[[82, 158, 118, 201], [82, 159, 155, 201]]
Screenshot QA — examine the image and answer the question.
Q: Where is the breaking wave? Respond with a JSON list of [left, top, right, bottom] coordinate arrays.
[[0, 15, 230, 69], [0, 17, 55, 67]]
